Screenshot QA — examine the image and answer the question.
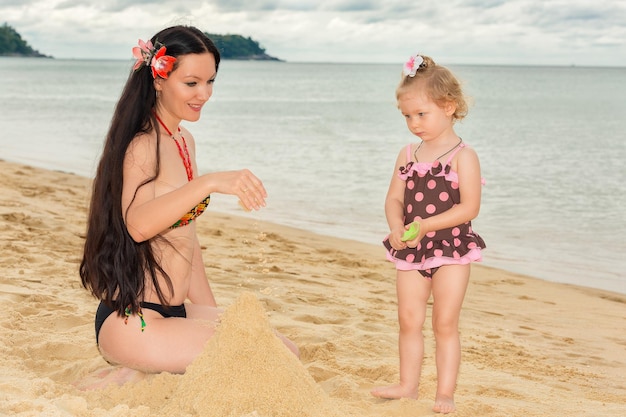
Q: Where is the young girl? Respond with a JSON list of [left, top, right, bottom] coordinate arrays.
[[371, 54, 485, 414], [79, 25, 298, 387]]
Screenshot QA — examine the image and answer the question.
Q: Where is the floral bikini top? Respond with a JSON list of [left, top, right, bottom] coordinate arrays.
[[171, 195, 210, 228], [155, 114, 211, 229]]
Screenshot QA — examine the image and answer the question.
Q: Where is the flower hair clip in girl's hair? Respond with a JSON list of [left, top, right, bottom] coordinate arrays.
[[132, 39, 177, 79], [403, 53, 426, 77]]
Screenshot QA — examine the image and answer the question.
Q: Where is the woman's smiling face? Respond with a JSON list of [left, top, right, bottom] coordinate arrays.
[[155, 52, 217, 124]]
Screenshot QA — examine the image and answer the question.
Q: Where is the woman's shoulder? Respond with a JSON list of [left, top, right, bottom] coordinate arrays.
[[127, 131, 157, 152], [124, 131, 158, 170]]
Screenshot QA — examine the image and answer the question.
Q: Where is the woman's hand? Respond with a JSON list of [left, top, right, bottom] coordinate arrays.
[[207, 169, 267, 211]]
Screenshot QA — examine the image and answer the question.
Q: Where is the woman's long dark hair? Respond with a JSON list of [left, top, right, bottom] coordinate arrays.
[[80, 26, 221, 316]]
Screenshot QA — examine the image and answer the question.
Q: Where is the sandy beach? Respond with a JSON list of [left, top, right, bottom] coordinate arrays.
[[0, 158, 625, 417]]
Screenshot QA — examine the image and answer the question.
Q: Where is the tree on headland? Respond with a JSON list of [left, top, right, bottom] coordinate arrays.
[[205, 32, 281, 61], [0, 23, 50, 57], [0, 23, 279, 61]]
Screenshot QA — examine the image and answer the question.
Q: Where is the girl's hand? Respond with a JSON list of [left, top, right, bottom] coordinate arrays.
[[390, 221, 426, 249], [404, 235, 419, 248], [388, 226, 409, 250], [402, 221, 424, 248]]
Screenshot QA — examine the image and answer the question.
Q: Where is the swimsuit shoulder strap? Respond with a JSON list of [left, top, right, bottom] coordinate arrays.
[[444, 142, 466, 165], [405, 144, 413, 163]]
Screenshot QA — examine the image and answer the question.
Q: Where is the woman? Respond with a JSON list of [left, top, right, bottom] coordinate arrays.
[[79, 25, 298, 384]]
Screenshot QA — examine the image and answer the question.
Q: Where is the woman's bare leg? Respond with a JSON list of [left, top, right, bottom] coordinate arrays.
[[78, 301, 298, 390], [96, 304, 221, 374], [73, 366, 147, 391]]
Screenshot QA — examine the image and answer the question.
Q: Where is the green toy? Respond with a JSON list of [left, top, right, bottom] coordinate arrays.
[[401, 222, 420, 241]]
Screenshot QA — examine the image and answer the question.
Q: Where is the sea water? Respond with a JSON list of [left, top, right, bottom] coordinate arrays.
[[1, 58, 624, 294]]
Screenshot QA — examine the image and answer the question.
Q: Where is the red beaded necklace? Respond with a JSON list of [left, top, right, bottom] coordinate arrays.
[[154, 114, 194, 181]]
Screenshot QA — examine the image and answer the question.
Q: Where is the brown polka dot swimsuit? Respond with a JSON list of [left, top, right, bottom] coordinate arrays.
[[383, 142, 486, 278]]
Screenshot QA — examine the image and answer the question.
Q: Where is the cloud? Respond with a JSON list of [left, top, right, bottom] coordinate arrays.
[[209, 0, 379, 12], [1, 0, 624, 66]]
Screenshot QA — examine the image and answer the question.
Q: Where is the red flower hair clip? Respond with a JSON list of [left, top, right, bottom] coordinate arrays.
[[132, 39, 177, 79]]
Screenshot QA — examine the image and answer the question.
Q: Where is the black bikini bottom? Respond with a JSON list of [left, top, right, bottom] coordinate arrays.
[[94, 301, 187, 344]]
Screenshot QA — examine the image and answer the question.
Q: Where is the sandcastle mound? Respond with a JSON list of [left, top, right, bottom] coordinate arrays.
[[162, 291, 348, 417]]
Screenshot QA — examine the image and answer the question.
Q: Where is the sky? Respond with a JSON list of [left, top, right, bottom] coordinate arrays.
[[2, 0, 625, 66]]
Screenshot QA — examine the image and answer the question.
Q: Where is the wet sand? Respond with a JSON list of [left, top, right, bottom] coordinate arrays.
[[0, 159, 624, 416]]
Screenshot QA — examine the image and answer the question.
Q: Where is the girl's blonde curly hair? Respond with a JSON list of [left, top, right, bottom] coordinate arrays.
[[396, 55, 468, 121]]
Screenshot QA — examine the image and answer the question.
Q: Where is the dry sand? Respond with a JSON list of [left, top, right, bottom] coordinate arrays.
[[0, 159, 625, 417]]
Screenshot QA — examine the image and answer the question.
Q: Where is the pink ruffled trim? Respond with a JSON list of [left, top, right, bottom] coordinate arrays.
[[387, 247, 483, 271], [399, 163, 486, 186], [399, 161, 459, 183]]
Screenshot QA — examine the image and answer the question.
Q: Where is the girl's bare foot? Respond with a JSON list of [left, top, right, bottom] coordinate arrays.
[[73, 366, 146, 391], [370, 384, 418, 399], [433, 394, 456, 414]]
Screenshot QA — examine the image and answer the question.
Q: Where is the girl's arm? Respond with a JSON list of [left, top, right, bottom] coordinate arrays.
[[186, 235, 217, 306], [122, 132, 266, 242], [418, 147, 482, 236], [385, 148, 410, 250]]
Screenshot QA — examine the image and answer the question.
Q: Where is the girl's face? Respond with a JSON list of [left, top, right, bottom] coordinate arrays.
[[154, 52, 217, 124], [397, 88, 455, 142]]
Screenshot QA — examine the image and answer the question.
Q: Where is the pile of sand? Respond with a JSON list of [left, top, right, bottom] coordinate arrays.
[[86, 292, 350, 417], [166, 291, 349, 417]]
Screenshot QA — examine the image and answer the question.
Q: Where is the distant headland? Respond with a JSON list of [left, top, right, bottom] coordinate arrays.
[[0, 23, 281, 61], [207, 32, 281, 61], [0, 23, 50, 57]]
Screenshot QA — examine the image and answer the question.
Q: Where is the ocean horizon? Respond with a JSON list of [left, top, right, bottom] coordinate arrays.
[[1, 57, 624, 295]]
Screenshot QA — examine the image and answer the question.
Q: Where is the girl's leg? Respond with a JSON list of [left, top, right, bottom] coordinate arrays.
[[371, 270, 431, 399], [430, 264, 470, 414]]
